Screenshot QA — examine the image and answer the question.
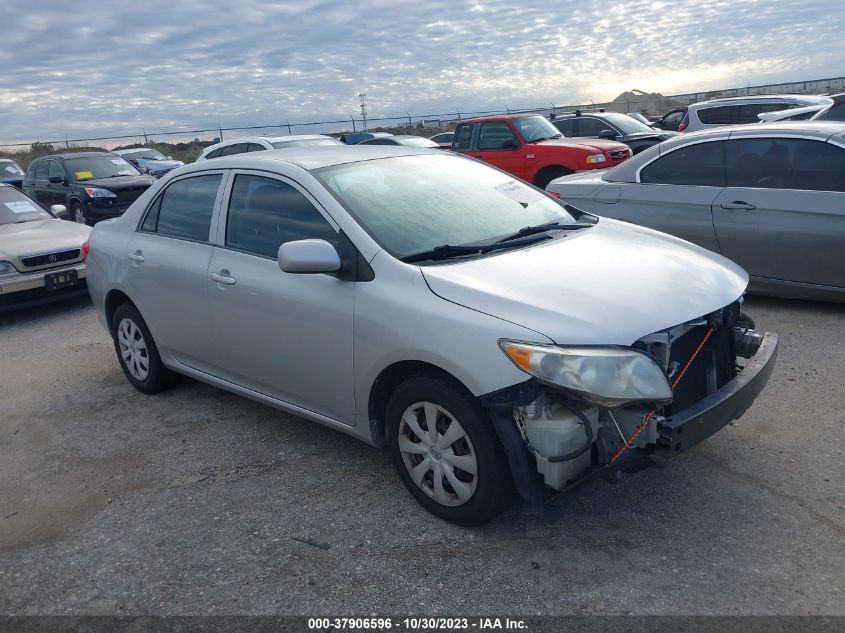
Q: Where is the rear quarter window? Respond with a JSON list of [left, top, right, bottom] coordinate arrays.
[[640, 141, 726, 186]]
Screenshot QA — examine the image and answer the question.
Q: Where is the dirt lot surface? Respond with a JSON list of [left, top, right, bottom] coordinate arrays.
[[1, 295, 843, 615]]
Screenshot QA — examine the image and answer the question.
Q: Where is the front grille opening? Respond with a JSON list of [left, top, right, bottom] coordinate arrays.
[[20, 249, 80, 269]]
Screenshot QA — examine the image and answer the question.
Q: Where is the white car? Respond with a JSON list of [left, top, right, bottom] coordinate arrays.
[[196, 135, 343, 161], [757, 104, 828, 122], [680, 95, 832, 132]]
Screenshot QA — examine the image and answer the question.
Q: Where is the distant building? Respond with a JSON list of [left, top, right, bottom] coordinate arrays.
[[606, 90, 682, 116]]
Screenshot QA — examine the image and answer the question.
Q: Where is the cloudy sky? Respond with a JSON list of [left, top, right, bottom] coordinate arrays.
[[1, 0, 843, 144]]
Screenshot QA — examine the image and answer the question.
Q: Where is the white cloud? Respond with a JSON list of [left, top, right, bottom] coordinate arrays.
[[0, 0, 842, 143]]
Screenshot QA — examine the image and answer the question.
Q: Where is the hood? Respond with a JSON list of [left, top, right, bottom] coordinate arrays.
[[76, 175, 154, 191], [420, 219, 748, 345], [538, 138, 628, 153], [0, 219, 90, 263]]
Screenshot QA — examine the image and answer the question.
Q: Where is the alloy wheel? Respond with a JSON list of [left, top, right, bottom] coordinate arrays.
[[397, 402, 478, 507], [73, 205, 86, 224], [117, 318, 149, 381]]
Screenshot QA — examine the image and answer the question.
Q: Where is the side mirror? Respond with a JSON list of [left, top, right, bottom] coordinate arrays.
[[278, 239, 341, 274], [166, 156, 173, 160], [598, 129, 617, 140], [501, 138, 518, 150], [50, 204, 68, 219], [48, 175, 64, 184]]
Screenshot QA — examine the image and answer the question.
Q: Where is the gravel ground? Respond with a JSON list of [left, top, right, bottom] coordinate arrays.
[[0, 294, 843, 616]]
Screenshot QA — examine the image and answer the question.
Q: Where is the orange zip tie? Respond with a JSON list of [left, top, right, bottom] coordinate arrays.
[[609, 324, 716, 465]]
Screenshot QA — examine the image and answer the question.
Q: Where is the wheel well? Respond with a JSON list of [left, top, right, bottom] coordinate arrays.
[[104, 289, 135, 332], [533, 165, 572, 187], [368, 361, 473, 443]]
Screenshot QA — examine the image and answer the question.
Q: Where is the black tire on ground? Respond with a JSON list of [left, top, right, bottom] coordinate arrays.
[[110, 303, 177, 394], [533, 167, 571, 190], [70, 201, 90, 226], [385, 375, 515, 526]]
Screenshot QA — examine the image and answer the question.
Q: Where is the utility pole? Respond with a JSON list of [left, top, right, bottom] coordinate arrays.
[[359, 93, 368, 131]]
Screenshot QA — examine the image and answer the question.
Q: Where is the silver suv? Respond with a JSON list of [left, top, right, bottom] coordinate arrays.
[[681, 95, 832, 132], [86, 147, 777, 525]]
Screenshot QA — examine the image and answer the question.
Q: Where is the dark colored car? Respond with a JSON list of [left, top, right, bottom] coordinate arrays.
[[550, 111, 677, 155], [651, 107, 688, 131], [358, 135, 439, 148], [0, 159, 25, 189], [339, 132, 394, 145], [810, 92, 845, 121], [23, 152, 154, 225]]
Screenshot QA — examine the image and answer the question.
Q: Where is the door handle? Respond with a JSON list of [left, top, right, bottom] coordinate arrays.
[[209, 272, 236, 286], [127, 252, 145, 262], [720, 201, 756, 211]]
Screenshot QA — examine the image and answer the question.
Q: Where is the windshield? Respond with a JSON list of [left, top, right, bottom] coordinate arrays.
[[124, 149, 167, 161], [0, 160, 24, 176], [602, 113, 655, 135], [0, 187, 52, 225], [313, 154, 577, 259], [66, 156, 140, 181], [271, 138, 342, 149], [512, 115, 562, 142]]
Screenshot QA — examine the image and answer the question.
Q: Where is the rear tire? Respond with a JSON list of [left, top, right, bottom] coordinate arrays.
[[533, 166, 571, 190], [111, 303, 176, 394], [386, 375, 514, 526]]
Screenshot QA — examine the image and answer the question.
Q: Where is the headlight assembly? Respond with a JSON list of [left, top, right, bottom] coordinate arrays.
[[585, 153, 607, 164], [84, 187, 117, 199], [500, 340, 672, 407], [0, 260, 18, 276]]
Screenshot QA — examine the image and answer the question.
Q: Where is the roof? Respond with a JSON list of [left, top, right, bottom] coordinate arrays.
[[689, 94, 831, 108], [201, 134, 336, 153], [459, 112, 542, 123], [179, 145, 442, 173], [31, 151, 115, 161]]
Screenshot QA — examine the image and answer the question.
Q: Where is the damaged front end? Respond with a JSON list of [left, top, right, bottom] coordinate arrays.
[[482, 300, 778, 520]]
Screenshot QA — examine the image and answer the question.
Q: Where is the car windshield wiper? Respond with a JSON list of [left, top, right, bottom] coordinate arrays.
[[400, 233, 553, 264], [531, 134, 561, 143], [491, 221, 594, 244]]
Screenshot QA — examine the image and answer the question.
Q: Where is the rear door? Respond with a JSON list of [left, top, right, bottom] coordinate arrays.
[[205, 171, 355, 423], [606, 139, 726, 252], [713, 137, 845, 287], [126, 171, 227, 370]]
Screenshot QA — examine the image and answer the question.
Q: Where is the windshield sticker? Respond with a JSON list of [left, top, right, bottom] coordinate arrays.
[[493, 180, 544, 207], [5, 165, 19, 174], [5, 200, 38, 214], [75, 171, 93, 180]]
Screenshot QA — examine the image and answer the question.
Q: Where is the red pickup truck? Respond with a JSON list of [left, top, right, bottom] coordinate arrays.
[[451, 113, 632, 188]]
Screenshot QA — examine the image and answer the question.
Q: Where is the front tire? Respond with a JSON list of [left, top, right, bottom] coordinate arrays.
[[533, 166, 571, 190], [111, 303, 176, 394], [71, 201, 89, 225], [386, 376, 514, 526]]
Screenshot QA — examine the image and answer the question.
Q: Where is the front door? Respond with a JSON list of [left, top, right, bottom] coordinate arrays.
[[206, 172, 355, 424], [470, 121, 526, 180]]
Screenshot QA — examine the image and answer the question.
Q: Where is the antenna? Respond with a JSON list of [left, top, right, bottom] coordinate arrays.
[[358, 93, 368, 131]]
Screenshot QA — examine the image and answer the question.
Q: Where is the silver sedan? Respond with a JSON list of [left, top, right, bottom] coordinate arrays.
[[86, 147, 777, 524], [546, 121, 845, 302]]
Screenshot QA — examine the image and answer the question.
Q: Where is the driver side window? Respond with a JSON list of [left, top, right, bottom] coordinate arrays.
[[478, 122, 517, 151]]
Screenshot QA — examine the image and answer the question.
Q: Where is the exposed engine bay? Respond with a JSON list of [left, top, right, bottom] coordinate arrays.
[[512, 301, 765, 491]]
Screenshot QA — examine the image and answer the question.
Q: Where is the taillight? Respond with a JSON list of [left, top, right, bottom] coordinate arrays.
[[547, 191, 561, 199], [678, 122, 687, 132], [81, 240, 90, 261]]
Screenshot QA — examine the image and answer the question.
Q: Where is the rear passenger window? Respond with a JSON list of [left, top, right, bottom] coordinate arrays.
[[553, 119, 578, 137], [726, 138, 845, 192], [225, 174, 336, 258], [640, 141, 725, 186], [141, 174, 221, 241], [245, 143, 267, 153], [219, 144, 247, 156], [205, 149, 222, 159], [577, 117, 610, 136]]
